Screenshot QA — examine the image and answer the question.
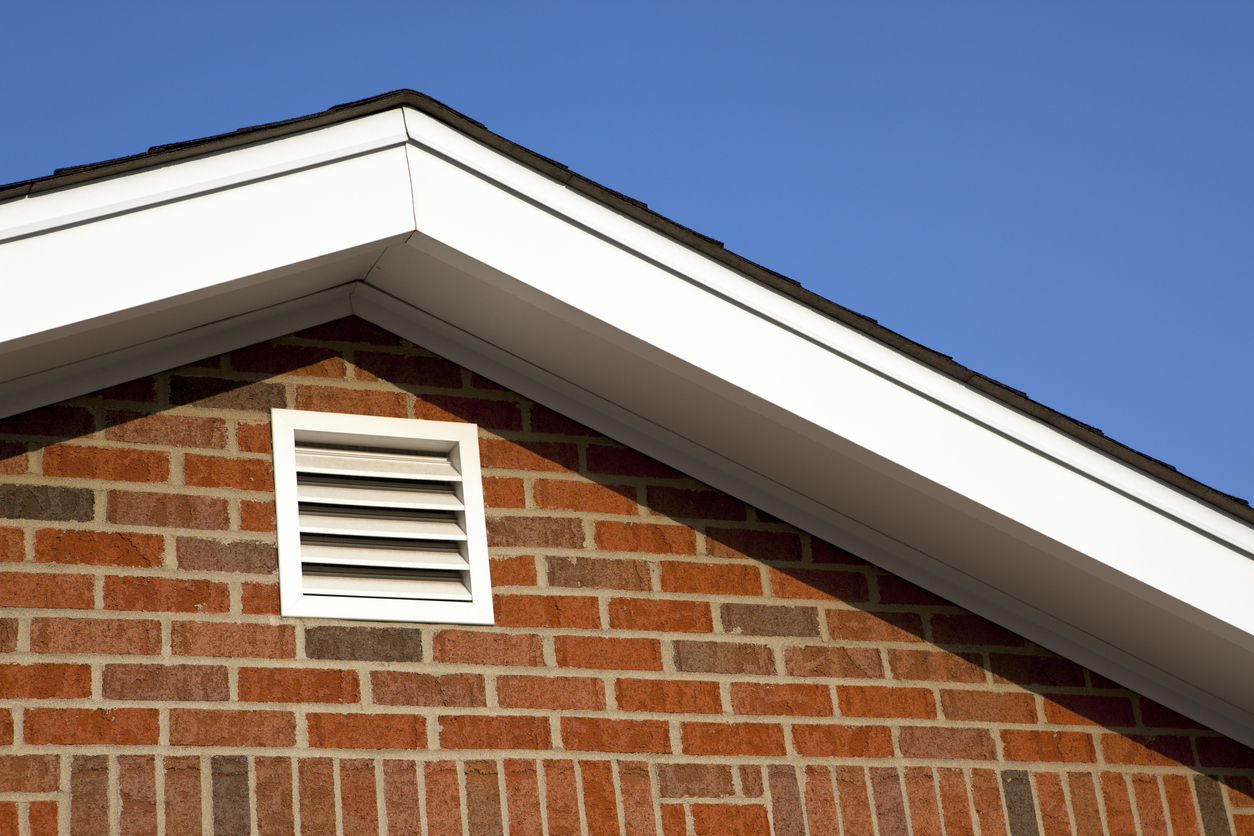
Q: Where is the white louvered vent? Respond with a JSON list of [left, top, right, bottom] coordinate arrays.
[[271, 409, 494, 625]]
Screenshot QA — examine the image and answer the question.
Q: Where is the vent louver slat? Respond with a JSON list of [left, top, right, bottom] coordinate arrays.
[[295, 441, 472, 601]]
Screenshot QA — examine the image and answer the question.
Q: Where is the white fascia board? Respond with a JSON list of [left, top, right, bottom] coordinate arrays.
[[0, 111, 415, 359]]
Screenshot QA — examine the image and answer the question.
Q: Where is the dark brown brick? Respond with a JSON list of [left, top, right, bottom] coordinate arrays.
[[487, 517, 584, 549], [769, 567, 870, 601], [0, 619, 14, 653], [529, 404, 599, 436], [355, 351, 462, 387], [230, 342, 344, 377], [212, 755, 250, 836], [674, 640, 776, 675], [71, 755, 109, 836], [0, 405, 94, 437], [104, 664, 229, 701], [932, 614, 1024, 647], [707, 528, 802, 562], [415, 395, 522, 432], [169, 376, 286, 411], [107, 491, 229, 530], [176, 537, 277, 573], [647, 486, 745, 521], [586, 445, 684, 479], [480, 439, 579, 472], [990, 653, 1086, 688], [105, 411, 227, 448], [305, 625, 423, 662], [721, 603, 819, 637], [785, 646, 883, 678], [0, 485, 93, 521]]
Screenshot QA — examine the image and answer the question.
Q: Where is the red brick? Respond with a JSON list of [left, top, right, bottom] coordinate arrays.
[[586, 445, 684, 479], [170, 708, 294, 747], [1067, 773, 1104, 836], [812, 537, 867, 565], [889, 649, 985, 683], [1099, 774, 1137, 835], [535, 479, 637, 514], [1034, 772, 1070, 836], [36, 528, 165, 568], [494, 594, 601, 628], [86, 378, 158, 402], [239, 667, 360, 703], [562, 718, 670, 753], [1139, 698, 1207, 730], [931, 614, 1024, 646], [0, 445, 26, 476], [184, 454, 274, 491], [243, 582, 280, 614], [0, 619, 12, 653], [681, 722, 786, 756], [372, 672, 486, 707], [31, 617, 159, 655], [741, 766, 764, 798], [1199, 736, 1254, 768], [900, 727, 996, 760], [103, 664, 228, 701], [0, 404, 93, 437], [0, 709, 9, 745], [232, 342, 346, 377], [785, 645, 883, 678], [617, 679, 722, 714], [1000, 730, 1096, 763], [354, 351, 459, 386], [295, 386, 406, 417], [106, 411, 227, 448], [548, 556, 651, 590], [308, 713, 425, 750], [383, 760, 422, 836], [610, 598, 712, 633], [1228, 777, 1254, 808], [657, 764, 734, 798], [414, 395, 522, 431], [164, 756, 202, 836], [1162, 774, 1202, 836], [706, 527, 802, 561], [105, 575, 229, 613], [498, 676, 604, 710], [0, 571, 93, 608], [1131, 774, 1169, 836], [674, 640, 776, 675], [176, 536, 277, 573], [732, 682, 833, 716], [70, 755, 109, 836], [839, 685, 935, 719], [769, 567, 870, 601], [1102, 734, 1193, 767], [480, 439, 579, 472], [433, 630, 543, 666], [465, 759, 505, 836], [903, 768, 943, 836], [338, 760, 379, 836], [595, 521, 696, 555], [29, 800, 58, 836], [26, 708, 158, 745], [236, 421, 272, 453], [502, 760, 542, 836], [722, 603, 819, 637], [555, 636, 662, 671], [440, 715, 550, 750], [490, 554, 536, 586], [578, 761, 620, 835], [0, 663, 91, 698], [255, 757, 295, 836], [45, 444, 169, 482], [240, 499, 276, 531], [1237, 816, 1254, 836], [971, 769, 1010, 836], [989, 653, 1086, 687], [172, 622, 295, 658], [835, 768, 878, 836], [660, 805, 685, 836], [828, 609, 925, 642], [107, 490, 229, 530], [805, 767, 841, 836], [1045, 694, 1136, 727], [792, 725, 894, 758], [529, 404, 599, 437], [483, 477, 526, 509], [618, 760, 656, 836], [119, 754, 157, 836], [690, 803, 769, 836], [299, 758, 336, 836], [424, 761, 462, 836], [0, 527, 21, 560], [660, 561, 761, 596], [544, 760, 581, 836], [937, 769, 976, 836], [876, 574, 952, 606], [0, 755, 59, 792], [647, 486, 745, 521], [487, 516, 584, 548], [941, 690, 1037, 724]]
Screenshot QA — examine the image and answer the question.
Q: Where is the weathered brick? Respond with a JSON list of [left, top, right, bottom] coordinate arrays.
[[900, 727, 997, 760], [595, 521, 696, 554], [769, 567, 869, 601], [487, 516, 585, 548], [743, 765, 765, 797], [295, 385, 406, 416], [170, 709, 295, 747], [785, 645, 883, 678], [108, 490, 230, 530], [555, 635, 662, 671], [185, 454, 273, 491], [792, 725, 894, 758], [660, 561, 761, 596], [491, 554, 537, 586], [238, 667, 360, 703], [35, 528, 164, 567], [828, 609, 925, 642], [610, 598, 712, 633], [483, 477, 526, 509], [173, 622, 295, 658], [1102, 734, 1193, 767], [212, 755, 250, 836], [0, 619, 13, 652], [647, 486, 745, 521], [768, 766, 805, 836], [690, 803, 769, 836], [1044, 694, 1136, 728], [308, 713, 425, 750], [657, 764, 734, 799], [105, 576, 229, 613], [889, 649, 985, 683], [104, 664, 229, 701], [26, 708, 158, 745], [106, 411, 227, 448], [548, 556, 651, 590], [721, 603, 819, 637], [706, 527, 802, 561], [535, 479, 637, 514], [480, 439, 579, 472], [440, 715, 551, 750], [0, 663, 91, 698], [616, 679, 722, 714], [1000, 730, 1097, 763], [681, 722, 786, 756], [31, 617, 160, 655], [674, 640, 775, 675], [0, 755, 59, 792], [305, 625, 422, 662], [494, 594, 601, 629], [498, 675, 604, 711], [372, 672, 487, 707], [941, 690, 1037, 724], [44, 444, 169, 482], [0, 485, 93, 522], [587, 445, 685, 479], [731, 683, 833, 716], [434, 630, 543, 666], [562, 718, 671, 753]]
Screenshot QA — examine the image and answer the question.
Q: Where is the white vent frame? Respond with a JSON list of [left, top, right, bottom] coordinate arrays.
[[270, 408, 494, 625]]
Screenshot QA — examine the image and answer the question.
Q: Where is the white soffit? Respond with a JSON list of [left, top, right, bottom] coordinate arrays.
[[0, 102, 1252, 744]]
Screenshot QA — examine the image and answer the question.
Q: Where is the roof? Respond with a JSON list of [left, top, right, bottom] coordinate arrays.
[[2, 90, 1252, 746]]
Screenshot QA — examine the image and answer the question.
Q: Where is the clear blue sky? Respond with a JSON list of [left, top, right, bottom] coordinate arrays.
[[3, 3, 1251, 502]]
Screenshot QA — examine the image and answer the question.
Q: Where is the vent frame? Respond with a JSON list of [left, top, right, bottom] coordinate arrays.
[[271, 408, 494, 625]]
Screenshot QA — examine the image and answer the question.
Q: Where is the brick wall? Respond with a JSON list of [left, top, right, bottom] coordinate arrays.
[[0, 315, 1251, 836]]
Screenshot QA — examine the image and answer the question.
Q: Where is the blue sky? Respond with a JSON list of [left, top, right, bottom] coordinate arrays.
[[3, 3, 1251, 502]]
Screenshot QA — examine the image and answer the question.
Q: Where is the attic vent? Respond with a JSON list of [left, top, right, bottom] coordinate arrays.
[[271, 409, 494, 625]]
